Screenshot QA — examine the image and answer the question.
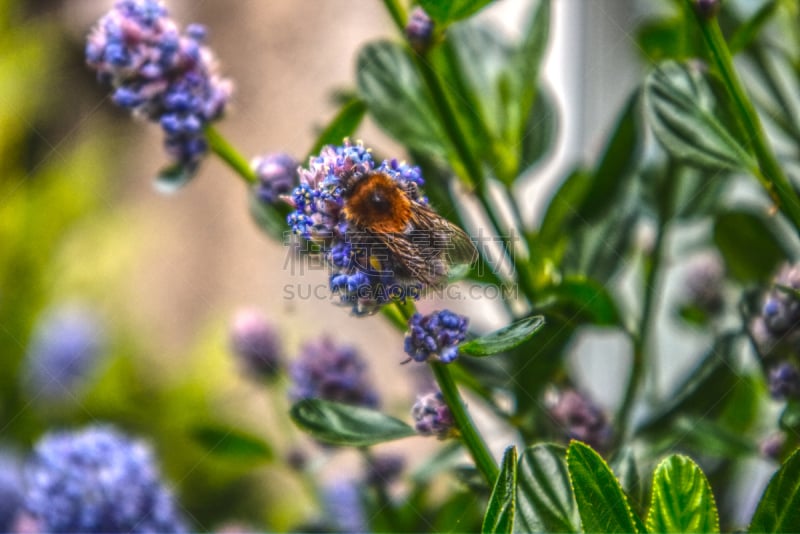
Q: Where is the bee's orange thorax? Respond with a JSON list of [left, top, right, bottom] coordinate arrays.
[[343, 172, 413, 233]]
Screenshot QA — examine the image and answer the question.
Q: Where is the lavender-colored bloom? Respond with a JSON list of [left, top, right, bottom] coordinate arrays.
[[322, 480, 367, 534], [230, 308, 283, 380], [365, 454, 405, 486], [0, 453, 23, 533], [411, 392, 456, 439], [286, 140, 428, 315], [289, 336, 379, 408], [546, 389, 612, 452], [750, 263, 800, 358], [86, 0, 232, 174], [252, 153, 298, 204], [405, 7, 435, 53], [768, 362, 800, 400], [694, 0, 719, 18], [24, 426, 186, 533], [759, 432, 786, 461], [23, 305, 104, 403], [404, 310, 468, 363], [683, 252, 725, 315]]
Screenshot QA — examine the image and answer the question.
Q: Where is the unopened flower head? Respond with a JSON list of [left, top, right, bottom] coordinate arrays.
[[230, 308, 283, 380], [405, 7, 435, 53], [759, 432, 786, 460], [23, 305, 104, 403], [252, 153, 298, 204], [683, 251, 725, 315], [365, 454, 405, 486], [546, 388, 612, 452], [24, 426, 186, 533], [86, 0, 232, 174], [287, 139, 451, 315], [411, 391, 456, 439], [404, 310, 468, 363], [768, 362, 800, 400], [750, 263, 800, 359], [694, 0, 720, 18], [289, 335, 379, 408]]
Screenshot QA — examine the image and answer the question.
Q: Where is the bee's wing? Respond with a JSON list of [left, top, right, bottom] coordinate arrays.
[[411, 205, 478, 266]]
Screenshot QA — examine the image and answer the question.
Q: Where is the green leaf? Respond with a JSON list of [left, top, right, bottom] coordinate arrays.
[[519, 85, 558, 174], [729, 0, 781, 55], [611, 447, 642, 515], [536, 277, 621, 327], [636, 16, 689, 63], [582, 90, 643, 223], [190, 425, 273, 463], [644, 61, 756, 172], [515, 444, 580, 534], [308, 96, 367, 158], [647, 455, 720, 534], [713, 210, 790, 283], [779, 399, 800, 433], [459, 315, 545, 357], [566, 441, 645, 534], [357, 41, 450, 159], [749, 448, 800, 533], [483, 446, 517, 534], [154, 163, 196, 193], [636, 335, 739, 435], [418, 0, 494, 24], [248, 191, 291, 241], [289, 398, 416, 446]]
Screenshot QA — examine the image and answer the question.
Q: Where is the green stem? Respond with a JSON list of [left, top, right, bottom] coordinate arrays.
[[430, 362, 499, 485], [380, 0, 406, 33], [687, 4, 800, 231], [204, 125, 257, 185], [616, 161, 678, 441], [413, 53, 537, 305], [390, 301, 498, 485]]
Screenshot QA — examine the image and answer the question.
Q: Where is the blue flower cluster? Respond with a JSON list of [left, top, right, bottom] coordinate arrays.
[[404, 310, 468, 363], [289, 336, 379, 408], [252, 153, 298, 205], [751, 263, 800, 400], [24, 426, 186, 533], [287, 140, 426, 315], [23, 305, 104, 404], [411, 392, 455, 439], [86, 0, 232, 174], [230, 308, 283, 380]]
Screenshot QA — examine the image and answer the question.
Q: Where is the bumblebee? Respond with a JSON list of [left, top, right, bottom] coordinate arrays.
[[339, 170, 477, 287]]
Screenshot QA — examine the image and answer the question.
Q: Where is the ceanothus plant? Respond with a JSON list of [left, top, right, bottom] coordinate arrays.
[[55, 0, 800, 531]]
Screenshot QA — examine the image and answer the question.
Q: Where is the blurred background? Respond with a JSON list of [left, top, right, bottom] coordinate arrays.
[[7, 0, 771, 531]]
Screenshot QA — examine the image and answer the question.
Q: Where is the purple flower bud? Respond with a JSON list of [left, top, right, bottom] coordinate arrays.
[[683, 252, 725, 315], [289, 336, 379, 408], [365, 454, 405, 486], [759, 432, 786, 460], [404, 310, 468, 363], [694, 0, 720, 18], [251, 153, 298, 204], [22, 304, 104, 404], [546, 389, 612, 452], [411, 391, 456, 439], [230, 308, 283, 380], [768, 362, 800, 400], [25, 425, 186, 533], [750, 263, 800, 358], [405, 7, 435, 53]]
